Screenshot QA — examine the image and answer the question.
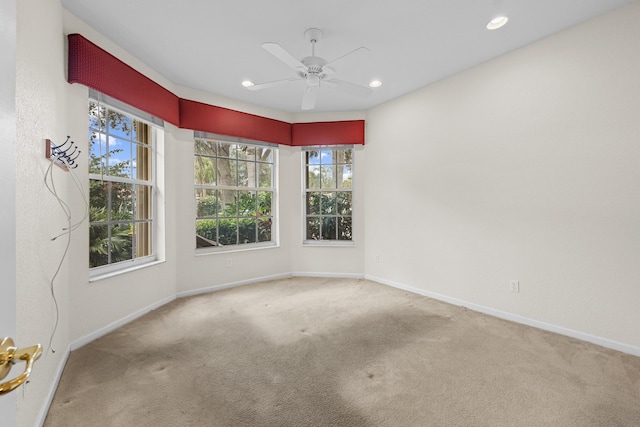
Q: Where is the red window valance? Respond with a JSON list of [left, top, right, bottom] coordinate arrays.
[[67, 33, 364, 146]]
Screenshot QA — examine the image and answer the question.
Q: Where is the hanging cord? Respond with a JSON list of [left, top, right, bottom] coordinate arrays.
[[43, 150, 89, 354]]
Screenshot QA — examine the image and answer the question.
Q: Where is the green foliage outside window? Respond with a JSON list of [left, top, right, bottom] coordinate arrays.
[[195, 139, 275, 248]]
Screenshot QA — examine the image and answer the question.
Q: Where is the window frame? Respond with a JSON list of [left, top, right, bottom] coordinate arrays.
[[88, 93, 160, 278], [194, 133, 278, 253], [302, 146, 355, 246]]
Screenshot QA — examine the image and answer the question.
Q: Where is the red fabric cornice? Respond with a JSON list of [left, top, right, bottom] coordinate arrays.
[[67, 33, 364, 146], [179, 99, 292, 146], [67, 34, 180, 125], [291, 121, 365, 146]]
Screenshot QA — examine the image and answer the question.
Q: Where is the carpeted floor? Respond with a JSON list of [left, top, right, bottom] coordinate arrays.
[[44, 277, 640, 426]]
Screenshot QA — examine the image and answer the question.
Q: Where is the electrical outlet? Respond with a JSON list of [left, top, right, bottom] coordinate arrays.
[[226, 258, 232, 267], [510, 280, 520, 293], [375, 255, 380, 263]]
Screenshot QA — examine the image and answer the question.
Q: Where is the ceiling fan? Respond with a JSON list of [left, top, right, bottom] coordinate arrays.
[[247, 28, 373, 110]]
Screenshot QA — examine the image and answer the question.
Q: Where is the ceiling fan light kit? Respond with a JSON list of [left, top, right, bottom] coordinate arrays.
[[247, 28, 374, 110]]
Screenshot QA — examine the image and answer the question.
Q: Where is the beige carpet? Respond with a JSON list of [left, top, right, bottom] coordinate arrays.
[[45, 277, 640, 426]]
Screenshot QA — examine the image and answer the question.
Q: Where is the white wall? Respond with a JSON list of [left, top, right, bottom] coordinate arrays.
[[15, 0, 72, 425], [1, 0, 17, 424], [364, 1, 640, 350]]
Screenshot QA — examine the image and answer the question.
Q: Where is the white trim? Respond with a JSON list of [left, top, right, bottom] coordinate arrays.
[[175, 273, 292, 298], [292, 272, 365, 279], [37, 344, 70, 427], [70, 294, 176, 351], [89, 259, 165, 282], [365, 274, 640, 358]]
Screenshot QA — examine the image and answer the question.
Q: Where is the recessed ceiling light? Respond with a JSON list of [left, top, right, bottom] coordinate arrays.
[[487, 16, 509, 30], [241, 80, 254, 88], [369, 80, 382, 88]]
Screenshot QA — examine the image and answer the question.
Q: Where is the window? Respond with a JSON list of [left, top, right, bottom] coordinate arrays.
[[194, 138, 276, 249], [304, 147, 353, 241], [88, 96, 157, 272]]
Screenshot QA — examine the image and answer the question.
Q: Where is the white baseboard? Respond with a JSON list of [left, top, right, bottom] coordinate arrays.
[[175, 273, 292, 298], [70, 294, 176, 351], [37, 344, 70, 427], [291, 272, 365, 279], [366, 274, 640, 358]]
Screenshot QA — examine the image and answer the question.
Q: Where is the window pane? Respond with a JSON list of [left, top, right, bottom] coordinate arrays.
[[258, 191, 272, 216], [320, 149, 334, 164], [320, 192, 336, 215], [107, 110, 132, 138], [89, 101, 105, 131], [257, 163, 272, 188], [89, 224, 109, 268], [338, 217, 352, 240], [238, 191, 257, 217], [195, 156, 216, 185], [306, 217, 320, 240], [237, 161, 255, 187], [321, 217, 337, 240], [111, 182, 134, 220], [306, 150, 320, 165], [306, 192, 320, 215], [196, 189, 218, 218], [239, 218, 257, 244], [307, 165, 321, 189], [217, 142, 234, 158], [196, 219, 217, 244], [108, 136, 131, 178], [258, 218, 272, 242], [218, 219, 237, 245], [257, 147, 273, 163], [89, 131, 106, 174], [236, 145, 254, 161], [89, 180, 108, 219], [321, 165, 336, 189], [110, 223, 133, 263], [337, 192, 352, 215], [219, 190, 237, 217], [337, 164, 352, 189], [216, 157, 237, 186], [194, 139, 217, 156]]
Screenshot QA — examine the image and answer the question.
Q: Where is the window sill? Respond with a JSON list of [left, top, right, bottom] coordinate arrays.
[[302, 240, 356, 247], [195, 241, 279, 256], [89, 259, 165, 283]]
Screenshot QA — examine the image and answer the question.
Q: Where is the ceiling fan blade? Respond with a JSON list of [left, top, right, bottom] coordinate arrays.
[[301, 86, 318, 110], [261, 42, 306, 72], [324, 47, 370, 72], [324, 78, 372, 98], [247, 78, 299, 91]]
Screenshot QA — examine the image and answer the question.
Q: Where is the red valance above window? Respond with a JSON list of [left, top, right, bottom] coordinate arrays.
[[291, 121, 365, 146], [67, 33, 365, 146], [67, 34, 180, 126]]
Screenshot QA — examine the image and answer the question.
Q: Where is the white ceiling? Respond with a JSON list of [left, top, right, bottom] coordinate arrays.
[[61, 0, 634, 113]]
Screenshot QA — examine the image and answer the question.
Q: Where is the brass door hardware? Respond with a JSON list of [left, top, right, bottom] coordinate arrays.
[[0, 337, 42, 395]]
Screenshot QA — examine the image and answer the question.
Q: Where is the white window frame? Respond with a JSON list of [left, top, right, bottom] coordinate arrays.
[[88, 92, 161, 279], [302, 146, 355, 246], [194, 132, 278, 253]]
